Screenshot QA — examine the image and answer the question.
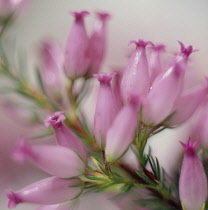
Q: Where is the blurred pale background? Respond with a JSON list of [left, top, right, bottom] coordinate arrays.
[[1, 0, 208, 209]]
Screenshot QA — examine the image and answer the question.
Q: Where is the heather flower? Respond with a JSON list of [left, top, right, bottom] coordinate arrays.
[[6, 177, 82, 208], [142, 42, 195, 125], [148, 44, 165, 85], [121, 39, 151, 102], [93, 72, 118, 148], [39, 38, 64, 95], [13, 139, 85, 178], [105, 94, 141, 162], [179, 138, 207, 210], [89, 12, 110, 75], [167, 79, 208, 126], [64, 11, 90, 78], [45, 111, 87, 160]]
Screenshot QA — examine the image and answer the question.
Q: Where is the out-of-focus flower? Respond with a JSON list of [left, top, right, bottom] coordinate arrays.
[[13, 139, 85, 178], [88, 12, 110, 75], [93, 72, 118, 148], [39, 38, 64, 96], [6, 177, 82, 208], [64, 11, 90, 79], [179, 138, 207, 210], [45, 111, 87, 160], [121, 39, 151, 102], [148, 44, 165, 85], [167, 79, 208, 126], [37, 201, 74, 210], [142, 42, 196, 125], [190, 100, 208, 148], [105, 94, 141, 162], [0, 0, 29, 18]]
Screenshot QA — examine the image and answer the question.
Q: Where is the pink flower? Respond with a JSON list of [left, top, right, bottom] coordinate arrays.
[[121, 39, 151, 102], [93, 72, 118, 148], [64, 11, 90, 78], [88, 12, 111, 75], [105, 95, 141, 162], [179, 138, 207, 210], [6, 177, 82, 208], [45, 112, 87, 160], [148, 44, 165, 85], [13, 139, 85, 178], [142, 42, 195, 125], [39, 38, 64, 94]]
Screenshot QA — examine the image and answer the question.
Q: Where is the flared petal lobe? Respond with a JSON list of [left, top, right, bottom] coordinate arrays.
[[105, 95, 141, 162], [6, 177, 82, 208], [179, 138, 207, 210], [13, 139, 84, 178], [94, 72, 118, 147], [64, 11, 90, 78]]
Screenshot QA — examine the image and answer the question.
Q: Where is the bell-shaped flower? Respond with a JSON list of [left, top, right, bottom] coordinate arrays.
[[6, 177, 82, 208], [142, 61, 186, 125], [64, 11, 90, 78], [148, 44, 165, 85], [105, 95, 141, 162], [167, 79, 208, 126], [89, 12, 111, 75], [13, 139, 85, 178], [179, 138, 207, 210], [121, 39, 151, 101], [93, 72, 118, 148], [39, 38, 64, 95], [44, 111, 87, 160]]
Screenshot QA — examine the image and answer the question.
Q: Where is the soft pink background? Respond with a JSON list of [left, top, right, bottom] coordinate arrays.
[[1, 0, 208, 209]]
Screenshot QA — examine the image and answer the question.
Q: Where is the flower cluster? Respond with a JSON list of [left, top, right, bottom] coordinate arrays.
[[1, 7, 208, 210]]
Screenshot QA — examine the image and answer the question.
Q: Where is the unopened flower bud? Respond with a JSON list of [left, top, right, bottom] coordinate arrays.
[[6, 177, 82, 208], [148, 44, 165, 85], [39, 39, 64, 94], [121, 39, 151, 101], [179, 138, 207, 210], [64, 11, 90, 78], [93, 72, 118, 148], [105, 95, 141, 162], [89, 12, 110, 75]]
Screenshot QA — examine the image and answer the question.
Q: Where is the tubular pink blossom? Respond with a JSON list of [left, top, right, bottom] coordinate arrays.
[[167, 79, 208, 126], [105, 95, 141, 162], [44, 112, 87, 160], [89, 12, 111, 75], [142, 61, 186, 125], [13, 139, 84, 178], [148, 44, 165, 85], [93, 72, 118, 148], [121, 39, 151, 102], [39, 38, 64, 93], [179, 138, 207, 210], [64, 11, 90, 78], [6, 177, 82, 208]]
